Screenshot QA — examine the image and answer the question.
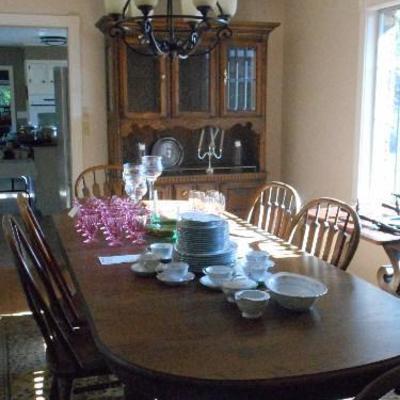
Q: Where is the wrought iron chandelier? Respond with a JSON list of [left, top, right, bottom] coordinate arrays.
[[103, 0, 237, 59]]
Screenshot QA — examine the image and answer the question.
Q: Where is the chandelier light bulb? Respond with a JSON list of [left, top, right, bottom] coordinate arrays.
[[192, 0, 217, 9], [134, 0, 159, 7], [104, 0, 127, 14], [216, 0, 237, 17]]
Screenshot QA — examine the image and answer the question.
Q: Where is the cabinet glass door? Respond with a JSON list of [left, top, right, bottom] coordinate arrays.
[[222, 43, 261, 116], [172, 50, 216, 116], [121, 45, 167, 118]]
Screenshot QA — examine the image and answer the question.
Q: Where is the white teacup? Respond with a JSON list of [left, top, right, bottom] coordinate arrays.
[[165, 262, 189, 280], [202, 265, 232, 286], [139, 252, 159, 272], [246, 250, 270, 265], [150, 243, 174, 261], [235, 289, 270, 319]]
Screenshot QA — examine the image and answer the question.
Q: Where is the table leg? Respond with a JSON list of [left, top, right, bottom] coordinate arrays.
[[377, 243, 400, 295]]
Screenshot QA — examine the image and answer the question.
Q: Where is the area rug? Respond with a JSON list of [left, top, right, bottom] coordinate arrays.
[[0, 315, 124, 400]]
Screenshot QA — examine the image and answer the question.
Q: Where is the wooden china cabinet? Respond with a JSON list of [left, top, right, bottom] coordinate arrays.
[[97, 18, 279, 218]]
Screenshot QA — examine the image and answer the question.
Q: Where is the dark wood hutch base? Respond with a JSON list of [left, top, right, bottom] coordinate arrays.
[[97, 17, 279, 217]]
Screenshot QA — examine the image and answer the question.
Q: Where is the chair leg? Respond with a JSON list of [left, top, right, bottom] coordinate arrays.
[[51, 376, 73, 400], [49, 377, 58, 400]]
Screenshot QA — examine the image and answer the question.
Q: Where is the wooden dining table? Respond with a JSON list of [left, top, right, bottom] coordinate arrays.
[[53, 205, 400, 400]]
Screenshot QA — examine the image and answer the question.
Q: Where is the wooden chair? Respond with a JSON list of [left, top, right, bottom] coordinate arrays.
[[74, 165, 124, 199], [16, 194, 83, 329], [2, 215, 117, 400], [247, 181, 301, 239], [354, 365, 400, 399], [286, 197, 361, 270]]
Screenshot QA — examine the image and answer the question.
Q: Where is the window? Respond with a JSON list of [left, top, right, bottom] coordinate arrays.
[[358, 2, 400, 204]]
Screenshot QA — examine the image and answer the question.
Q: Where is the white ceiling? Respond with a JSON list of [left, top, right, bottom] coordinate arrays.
[[0, 27, 67, 47]]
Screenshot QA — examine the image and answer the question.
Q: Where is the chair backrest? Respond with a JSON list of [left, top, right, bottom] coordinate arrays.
[[16, 194, 80, 327], [2, 215, 81, 369], [247, 181, 301, 239], [286, 197, 361, 270], [74, 165, 124, 199], [354, 365, 400, 400]]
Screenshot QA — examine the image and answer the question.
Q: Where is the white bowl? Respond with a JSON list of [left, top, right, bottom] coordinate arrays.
[[150, 243, 174, 260], [165, 262, 189, 280], [246, 250, 270, 264], [138, 252, 159, 272], [202, 265, 233, 286], [235, 290, 270, 319], [266, 272, 328, 312]]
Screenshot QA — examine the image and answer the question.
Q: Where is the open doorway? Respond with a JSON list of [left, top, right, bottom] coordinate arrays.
[[0, 26, 71, 215], [0, 66, 16, 135]]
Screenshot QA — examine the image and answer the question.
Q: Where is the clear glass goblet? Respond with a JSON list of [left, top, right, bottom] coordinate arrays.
[[123, 163, 148, 204], [141, 156, 163, 220]]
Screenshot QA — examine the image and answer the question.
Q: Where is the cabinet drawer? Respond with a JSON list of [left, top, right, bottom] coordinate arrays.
[[197, 183, 218, 192], [155, 184, 172, 200], [221, 182, 262, 216]]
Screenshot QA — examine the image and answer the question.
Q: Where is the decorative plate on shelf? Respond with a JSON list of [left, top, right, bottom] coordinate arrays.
[[151, 137, 184, 169]]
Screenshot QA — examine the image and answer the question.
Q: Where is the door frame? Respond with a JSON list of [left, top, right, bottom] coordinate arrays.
[[0, 65, 17, 132], [0, 13, 83, 191]]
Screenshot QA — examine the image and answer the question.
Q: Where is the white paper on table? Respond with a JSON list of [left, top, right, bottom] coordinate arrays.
[[98, 254, 141, 266]]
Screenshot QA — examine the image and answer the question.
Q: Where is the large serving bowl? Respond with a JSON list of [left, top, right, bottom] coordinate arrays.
[[266, 272, 328, 312]]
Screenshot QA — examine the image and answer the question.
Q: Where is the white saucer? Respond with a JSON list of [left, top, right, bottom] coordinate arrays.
[[156, 271, 195, 286], [199, 276, 221, 290], [130, 263, 157, 277]]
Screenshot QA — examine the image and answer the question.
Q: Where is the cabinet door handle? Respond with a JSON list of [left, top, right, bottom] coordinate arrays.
[[161, 74, 166, 81], [182, 190, 188, 197]]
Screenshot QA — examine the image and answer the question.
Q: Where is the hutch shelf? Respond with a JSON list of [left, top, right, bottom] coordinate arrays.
[[97, 17, 280, 218]]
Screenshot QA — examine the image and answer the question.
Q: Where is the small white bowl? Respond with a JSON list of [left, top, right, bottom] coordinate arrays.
[[165, 262, 189, 280], [202, 265, 233, 286], [138, 252, 159, 272], [150, 243, 174, 261], [246, 250, 270, 264], [266, 272, 328, 312], [222, 277, 258, 303], [235, 290, 270, 319]]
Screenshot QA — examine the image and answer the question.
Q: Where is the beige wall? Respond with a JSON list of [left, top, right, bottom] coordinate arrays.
[[236, 0, 285, 180], [281, 0, 388, 285]]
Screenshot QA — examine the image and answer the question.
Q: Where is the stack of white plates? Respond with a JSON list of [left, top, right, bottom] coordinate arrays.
[[174, 241, 237, 274], [175, 212, 236, 273]]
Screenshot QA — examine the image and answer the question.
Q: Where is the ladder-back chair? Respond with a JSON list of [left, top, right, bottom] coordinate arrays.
[[247, 181, 301, 239], [286, 197, 361, 270], [2, 215, 114, 400], [74, 165, 124, 199]]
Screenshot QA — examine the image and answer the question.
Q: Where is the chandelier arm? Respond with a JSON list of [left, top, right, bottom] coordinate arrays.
[[142, 19, 167, 56], [122, 0, 131, 19], [187, 26, 232, 57]]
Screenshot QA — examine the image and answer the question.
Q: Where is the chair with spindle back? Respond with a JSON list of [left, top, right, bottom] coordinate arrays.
[[353, 365, 400, 400], [16, 194, 83, 329], [74, 165, 124, 199], [286, 197, 361, 270], [2, 215, 116, 400], [247, 181, 301, 239]]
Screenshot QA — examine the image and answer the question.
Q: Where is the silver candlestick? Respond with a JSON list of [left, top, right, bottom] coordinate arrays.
[[197, 126, 225, 175]]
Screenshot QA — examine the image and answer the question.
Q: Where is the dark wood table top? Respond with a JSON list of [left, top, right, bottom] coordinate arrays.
[[53, 211, 400, 399]]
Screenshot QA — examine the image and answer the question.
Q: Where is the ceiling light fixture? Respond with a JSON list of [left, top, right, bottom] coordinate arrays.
[[40, 36, 67, 46], [102, 0, 237, 59]]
